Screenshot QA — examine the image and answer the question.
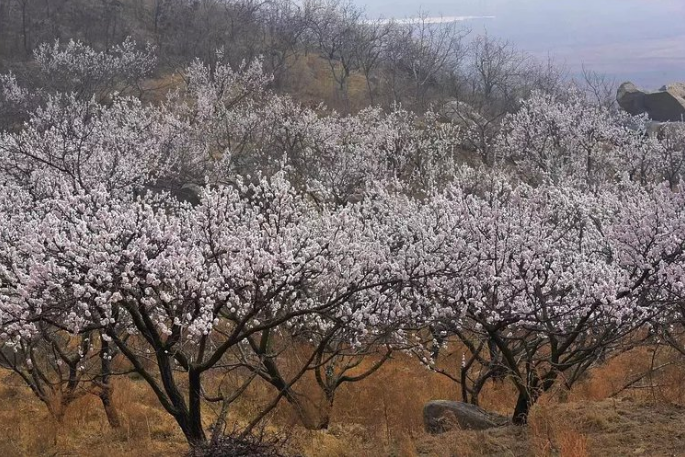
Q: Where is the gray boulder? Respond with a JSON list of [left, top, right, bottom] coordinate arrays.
[[659, 82, 685, 94], [617, 82, 647, 116], [647, 83, 685, 122], [423, 400, 510, 434], [617, 81, 685, 122]]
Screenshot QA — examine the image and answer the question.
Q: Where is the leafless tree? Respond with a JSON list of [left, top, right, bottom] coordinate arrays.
[[579, 64, 617, 110], [306, 0, 365, 107]]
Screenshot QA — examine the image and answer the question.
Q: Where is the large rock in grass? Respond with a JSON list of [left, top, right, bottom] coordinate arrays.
[[423, 400, 510, 434], [617, 81, 685, 122]]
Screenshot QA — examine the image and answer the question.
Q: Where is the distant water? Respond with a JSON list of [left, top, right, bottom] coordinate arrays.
[[357, 0, 685, 89]]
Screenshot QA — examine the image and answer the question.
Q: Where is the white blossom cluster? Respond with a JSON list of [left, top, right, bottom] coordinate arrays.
[[174, 58, 462, 200], [2, 40, 685, 440], [34, 38, 156, 98], [496, 89, 685, 189]]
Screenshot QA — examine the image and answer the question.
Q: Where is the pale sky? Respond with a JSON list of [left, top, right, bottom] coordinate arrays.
[[356, 0, 685, 88]]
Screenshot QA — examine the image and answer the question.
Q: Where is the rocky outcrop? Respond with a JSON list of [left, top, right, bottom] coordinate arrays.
[[616, 82, 646, 116], [423, 400, 510, 434], [617, 82, 685, 122]]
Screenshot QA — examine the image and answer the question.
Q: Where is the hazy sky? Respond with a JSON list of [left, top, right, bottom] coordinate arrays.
[[356, 0, 685, 88]]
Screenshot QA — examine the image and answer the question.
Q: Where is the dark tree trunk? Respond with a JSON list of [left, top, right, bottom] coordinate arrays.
[[512, 391, 530, 425], [21, 0, 29, 54], [154, 0, 163, 34], [100, 389, 121, 429], [317, 390, 336, 430], [99, 339, 121, 428], [176, 412, 207, 448], [158, 359, 207, 447], [187, 368, 207, 445]]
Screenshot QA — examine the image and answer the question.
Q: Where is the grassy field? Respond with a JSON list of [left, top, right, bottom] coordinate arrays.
[[2, 346, 685, 456]]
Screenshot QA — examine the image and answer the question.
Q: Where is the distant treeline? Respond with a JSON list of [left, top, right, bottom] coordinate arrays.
[[0, 0, 580, 114]]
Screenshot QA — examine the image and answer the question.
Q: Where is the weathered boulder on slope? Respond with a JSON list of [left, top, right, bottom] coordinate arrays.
[[423, 400, 510, 434], [617, 81, 685, 122], [616, 82, 646, 116]]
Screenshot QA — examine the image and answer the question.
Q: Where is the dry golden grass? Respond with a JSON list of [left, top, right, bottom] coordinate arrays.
[[0, 373, 188, 457], [282, 54, 373, 113], [3, 346, 685, 456]]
